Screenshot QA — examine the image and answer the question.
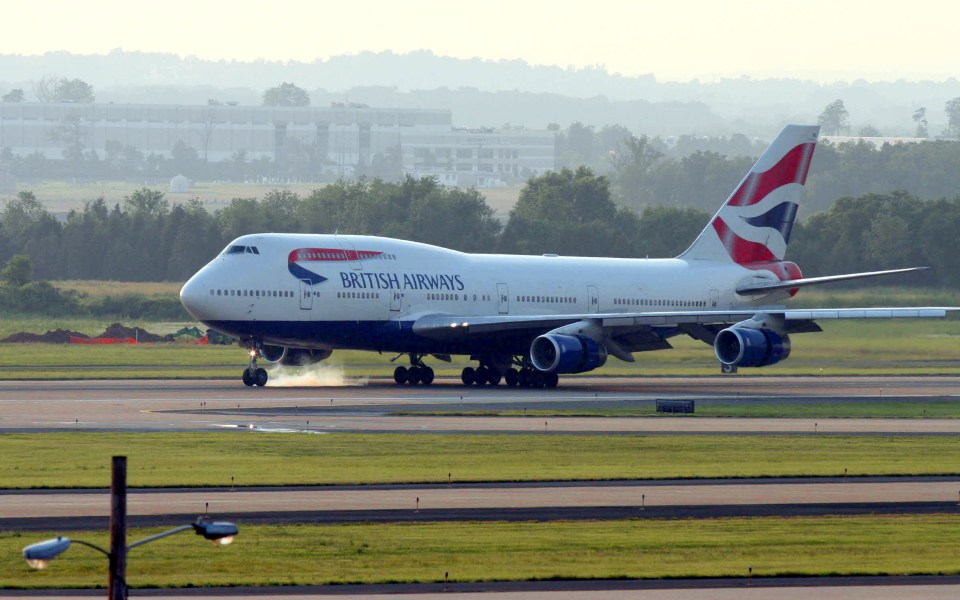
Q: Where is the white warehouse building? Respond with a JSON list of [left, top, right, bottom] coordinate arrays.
[[0, 102, 555, 185]]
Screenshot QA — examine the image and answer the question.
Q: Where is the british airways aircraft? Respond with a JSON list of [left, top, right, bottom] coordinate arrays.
[[179, 125, 949, 387]]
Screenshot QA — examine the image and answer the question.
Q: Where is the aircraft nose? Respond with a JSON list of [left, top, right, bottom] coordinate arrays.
[[180, 276, 208, 320]]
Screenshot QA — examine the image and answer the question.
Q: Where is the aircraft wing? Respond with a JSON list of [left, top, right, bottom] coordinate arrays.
[[411, 307, 952, 357]]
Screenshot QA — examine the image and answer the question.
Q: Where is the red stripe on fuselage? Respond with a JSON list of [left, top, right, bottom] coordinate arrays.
[[726, 143, 815, 207]]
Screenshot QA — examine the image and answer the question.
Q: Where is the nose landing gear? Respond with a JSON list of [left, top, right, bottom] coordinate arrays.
[[241, 343, 268, 387]]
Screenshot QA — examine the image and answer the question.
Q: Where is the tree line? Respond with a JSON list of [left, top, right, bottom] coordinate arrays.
[[2, 171, 959, 290]]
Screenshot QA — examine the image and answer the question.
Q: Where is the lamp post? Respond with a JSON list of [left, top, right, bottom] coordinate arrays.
[[22, 456, 238, 599]]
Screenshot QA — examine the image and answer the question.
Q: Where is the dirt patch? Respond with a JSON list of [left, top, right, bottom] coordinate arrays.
[[96, 323, 165, 343], [1, 329, 90, 343]]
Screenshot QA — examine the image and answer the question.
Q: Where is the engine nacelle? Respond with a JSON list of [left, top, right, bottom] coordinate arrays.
[[258, 344, 287, 364], [259, 345, 332, 366], [530, 334, 608, 374], [714, 327, 791, 368]]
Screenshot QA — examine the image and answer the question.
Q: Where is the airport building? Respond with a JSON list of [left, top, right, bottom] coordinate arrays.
[[0, 102, 555, 185]]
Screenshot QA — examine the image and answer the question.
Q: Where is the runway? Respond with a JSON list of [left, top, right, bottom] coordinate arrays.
[[5, 376, 960, 598], [2, 376, 960, 434]]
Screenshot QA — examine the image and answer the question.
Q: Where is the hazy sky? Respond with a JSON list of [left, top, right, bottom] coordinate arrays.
[[6, 0, 959, 82]]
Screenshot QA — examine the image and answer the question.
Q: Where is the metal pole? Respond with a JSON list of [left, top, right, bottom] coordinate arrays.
[[109, 456, 127, 600]]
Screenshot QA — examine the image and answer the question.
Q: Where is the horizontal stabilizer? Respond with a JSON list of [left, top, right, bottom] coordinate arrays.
[[736, 267, 927, 295]]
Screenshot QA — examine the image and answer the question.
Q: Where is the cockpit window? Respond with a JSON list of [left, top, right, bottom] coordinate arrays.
[[224, 245, 260, 255]]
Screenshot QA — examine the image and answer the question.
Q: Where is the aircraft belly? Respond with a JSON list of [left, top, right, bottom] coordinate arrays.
[[205, 319, 529, 355]]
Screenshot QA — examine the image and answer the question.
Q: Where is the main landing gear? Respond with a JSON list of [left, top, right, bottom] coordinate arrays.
[[241, 344, 268, 387], [461, 358, 559, 388], [393, 354, 435, 386]]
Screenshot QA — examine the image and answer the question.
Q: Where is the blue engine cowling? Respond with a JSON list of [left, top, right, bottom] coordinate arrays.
[[530, 334, 608, 374], [714, 328, 791, 368]]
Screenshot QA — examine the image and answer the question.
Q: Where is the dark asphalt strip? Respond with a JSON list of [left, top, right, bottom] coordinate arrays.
[[3, 501, 958, 532]]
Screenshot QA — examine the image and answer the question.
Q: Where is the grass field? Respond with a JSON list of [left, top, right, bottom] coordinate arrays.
[[3, 433, 960, 488], [51, 280, 182, 298], [402, 401, 960, 419], [5, 515, 960, 588], [0, 286, 954, 379]]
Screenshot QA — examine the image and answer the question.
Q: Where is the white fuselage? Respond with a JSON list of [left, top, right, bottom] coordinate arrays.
[[180, 233, 784, 354]]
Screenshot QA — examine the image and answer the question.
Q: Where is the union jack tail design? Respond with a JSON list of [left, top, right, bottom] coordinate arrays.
[[679, 124, 819, 272]]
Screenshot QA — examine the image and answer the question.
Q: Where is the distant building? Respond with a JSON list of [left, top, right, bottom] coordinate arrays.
[[820, 135, 927, 149], [0, 102, 555, 183], [170, 173, 190, 193]]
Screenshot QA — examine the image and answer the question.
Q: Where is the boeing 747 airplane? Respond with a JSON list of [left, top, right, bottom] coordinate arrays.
[[179, 125, 950, 387]]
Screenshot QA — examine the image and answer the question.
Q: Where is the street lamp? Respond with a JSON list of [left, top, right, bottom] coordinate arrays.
[[21, 456, 238, 599]]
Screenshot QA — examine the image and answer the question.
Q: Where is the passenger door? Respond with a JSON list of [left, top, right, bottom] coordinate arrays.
[[299, 279, 313, 311], [497, 283, 509, 315], [587, 285, 599, 314]]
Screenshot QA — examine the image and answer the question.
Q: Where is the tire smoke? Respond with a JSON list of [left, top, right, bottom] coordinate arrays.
[[264, 363, 367, 387]]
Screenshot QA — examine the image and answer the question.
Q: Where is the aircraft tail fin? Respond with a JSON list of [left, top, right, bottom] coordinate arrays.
[[679, 124, 819, 265]]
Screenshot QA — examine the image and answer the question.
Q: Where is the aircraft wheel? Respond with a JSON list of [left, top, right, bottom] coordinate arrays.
[[473, 366, 488, 385], [242, 369, 255, 387], [394, 366, 408, 385], [461, 367, 475, 386], [530, 371, 545, 388], [420, 367, 435, 385], [544, 372, 559, 388], [518, 369, 530, 387], [487, 371, 502, 386], [504, 368, 519, 387], [254, 367, 268, 387], [406, 366, 421, 385], [721, 363, 738, 374]]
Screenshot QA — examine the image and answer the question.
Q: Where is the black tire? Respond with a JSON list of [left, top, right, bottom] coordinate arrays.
[[474, 366, 488, 386], [518, 369, 530, 387], [406, 366, 421, 385], [504, 368, 519, 387], [488, 371, 502, 386], [544, 372, 559, 388], [254, 367, 268, 387], [420, 367, 435, 385], [531, 371, 545, 388], [394, 366, 408, 385], [242, 369, 255, 387], [461, 367, 475, 386]]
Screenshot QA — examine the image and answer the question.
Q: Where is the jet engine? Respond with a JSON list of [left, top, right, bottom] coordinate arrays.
[[259, 346, 333, 366], [530, 334, 608, 374], [713, 327, 791, 368]]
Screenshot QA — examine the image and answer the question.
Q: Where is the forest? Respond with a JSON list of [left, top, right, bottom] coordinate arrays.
[[1, 169, 956, 293]]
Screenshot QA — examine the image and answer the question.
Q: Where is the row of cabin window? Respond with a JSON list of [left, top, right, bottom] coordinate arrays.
[[516, 295, 577, 304], [211, 289, 292, 298], [337, 291, 381, 299], [614, 298, 707, 308], [428, 293, 492, 301]]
